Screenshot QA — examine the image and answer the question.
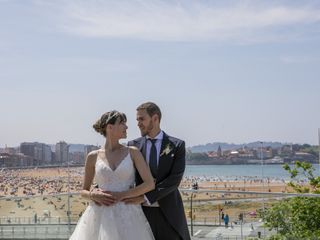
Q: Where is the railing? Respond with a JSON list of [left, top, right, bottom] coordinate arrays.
[[182, 189, 320, 239], [0, 225, 73, 239], [0, 217, 75, 225], [1, 190, 319, 239]]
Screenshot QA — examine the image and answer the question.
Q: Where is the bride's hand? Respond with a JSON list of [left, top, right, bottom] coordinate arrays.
[[91, 189, 117, 206], [111, 191, 127, 201]]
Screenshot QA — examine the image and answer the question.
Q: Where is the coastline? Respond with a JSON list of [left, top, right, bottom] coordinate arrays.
[[0, 166, 307, 224]]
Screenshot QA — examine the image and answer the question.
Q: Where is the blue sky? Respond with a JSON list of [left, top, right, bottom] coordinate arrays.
[[1, 0, 320, 147]]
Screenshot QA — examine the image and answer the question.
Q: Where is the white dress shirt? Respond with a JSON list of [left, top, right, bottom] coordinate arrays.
[[143, 130, 164, 207], [145, 130, 164, 167]]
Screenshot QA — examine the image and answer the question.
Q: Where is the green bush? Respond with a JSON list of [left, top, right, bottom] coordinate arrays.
[[263, 162, 320, 240]]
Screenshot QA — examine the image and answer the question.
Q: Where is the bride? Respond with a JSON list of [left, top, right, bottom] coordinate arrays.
[[70, 110, 155, 240]]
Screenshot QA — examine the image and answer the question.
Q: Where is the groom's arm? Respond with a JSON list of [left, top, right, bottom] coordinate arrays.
[[145, 140, 185, 204]]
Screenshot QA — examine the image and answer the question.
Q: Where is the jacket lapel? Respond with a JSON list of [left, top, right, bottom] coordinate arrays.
[[135, 137, 147, 184], [157, 132, 172, 178], [139, 137, 147, 160]]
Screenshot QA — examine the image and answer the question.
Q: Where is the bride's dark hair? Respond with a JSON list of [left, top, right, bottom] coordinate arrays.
[[93, 110, 127, 137]]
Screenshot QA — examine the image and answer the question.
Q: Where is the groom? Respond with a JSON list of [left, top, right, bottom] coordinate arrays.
[[127, 102, 190, 240]]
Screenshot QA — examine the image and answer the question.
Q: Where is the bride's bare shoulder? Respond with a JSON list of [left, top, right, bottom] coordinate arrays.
[[86, 149, 102, 163], [128, 146, 139, 153], [128, 146, 143, 160], [128, 145, 138, 150]]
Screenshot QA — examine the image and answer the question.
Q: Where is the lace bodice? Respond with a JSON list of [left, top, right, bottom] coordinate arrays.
[[95, 153, 135, 192]]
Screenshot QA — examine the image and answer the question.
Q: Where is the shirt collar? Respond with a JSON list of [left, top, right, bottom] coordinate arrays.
[[147, 130, 163, 141]]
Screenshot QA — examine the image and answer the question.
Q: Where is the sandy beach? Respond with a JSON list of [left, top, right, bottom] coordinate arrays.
[[0, 167, 291, 197], [0, 167, 295, 223]]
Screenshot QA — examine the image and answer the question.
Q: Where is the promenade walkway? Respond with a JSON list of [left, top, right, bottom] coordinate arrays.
[[191, 222, 271, 239], [0, 224, 72, 239], [0, 222, 270, 239]]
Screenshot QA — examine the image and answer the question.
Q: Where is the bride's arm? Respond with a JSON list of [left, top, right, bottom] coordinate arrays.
[[115, 147, 155, 200], [80, 151, 97, 199]]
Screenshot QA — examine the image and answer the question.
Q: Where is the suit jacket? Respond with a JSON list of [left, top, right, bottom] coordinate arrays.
[[128, 132, 190, 240]]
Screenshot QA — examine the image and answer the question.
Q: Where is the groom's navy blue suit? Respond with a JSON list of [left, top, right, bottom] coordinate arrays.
[[128, 132, 190, 240]]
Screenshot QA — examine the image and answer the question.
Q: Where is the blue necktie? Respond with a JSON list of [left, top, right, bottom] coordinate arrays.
[[148, 139, 158, 178]]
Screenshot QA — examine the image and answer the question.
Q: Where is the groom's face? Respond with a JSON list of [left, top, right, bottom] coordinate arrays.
[[136, 109, 154, 136]]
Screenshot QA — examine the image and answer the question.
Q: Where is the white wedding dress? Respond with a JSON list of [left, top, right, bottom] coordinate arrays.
[[69, 153, 154, 240]]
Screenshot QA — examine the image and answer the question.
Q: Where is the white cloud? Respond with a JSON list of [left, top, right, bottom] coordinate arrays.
[[36, 0, 320, 43]]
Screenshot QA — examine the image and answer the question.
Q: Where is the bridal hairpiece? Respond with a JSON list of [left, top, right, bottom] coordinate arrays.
[[105, 111, 118, 124]]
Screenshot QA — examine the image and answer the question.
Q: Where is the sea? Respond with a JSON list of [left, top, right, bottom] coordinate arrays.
[[184, 164, 320, 180]]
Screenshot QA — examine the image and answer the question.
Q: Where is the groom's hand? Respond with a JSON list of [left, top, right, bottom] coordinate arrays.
[[123, 195, 145, 205], [90, 189, 117, 206]]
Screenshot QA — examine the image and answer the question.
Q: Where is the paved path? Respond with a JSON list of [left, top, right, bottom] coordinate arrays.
[[189, 222, 271, 239], [0, 224, 73, 239], [0, 223, 271, 239]]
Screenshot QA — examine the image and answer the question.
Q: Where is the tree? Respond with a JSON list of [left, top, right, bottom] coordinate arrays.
[[263, 161, 320, 239], [283, 161, 320, 194]]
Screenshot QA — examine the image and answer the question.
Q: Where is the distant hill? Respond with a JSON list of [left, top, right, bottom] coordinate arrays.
[[189, 141, 284, 153], [47, 141, 288, 154]]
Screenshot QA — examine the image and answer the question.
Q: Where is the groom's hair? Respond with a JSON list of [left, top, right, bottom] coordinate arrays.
[[137, 102, 162, 121]]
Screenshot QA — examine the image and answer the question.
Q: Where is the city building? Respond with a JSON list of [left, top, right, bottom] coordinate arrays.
[[55, 141, 69, 165], [20, 142, 52, 166]]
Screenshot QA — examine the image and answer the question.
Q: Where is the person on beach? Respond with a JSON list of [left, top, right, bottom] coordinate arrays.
[[224, 214, 229, 228], [126, 102, 190, 240], [69, 110, 155, 240]]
